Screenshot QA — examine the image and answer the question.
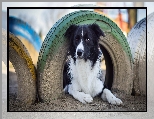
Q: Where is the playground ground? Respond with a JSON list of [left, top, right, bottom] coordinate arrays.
[[2, 62, 153, 119], [5, 61, 146, 111]]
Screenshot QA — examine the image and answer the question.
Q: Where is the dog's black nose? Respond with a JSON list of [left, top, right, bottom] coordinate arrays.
[[77, 49, 83, 56]]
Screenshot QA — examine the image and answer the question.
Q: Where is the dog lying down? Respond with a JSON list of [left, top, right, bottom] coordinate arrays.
[[63, 24, 122, 105]]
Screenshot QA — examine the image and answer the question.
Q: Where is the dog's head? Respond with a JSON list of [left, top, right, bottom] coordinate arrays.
[[65, 24, 105, 61]]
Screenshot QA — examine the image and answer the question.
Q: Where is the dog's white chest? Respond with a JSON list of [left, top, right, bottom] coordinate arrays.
[[76, 60, 93, 89], [69, 59, 103, 97]]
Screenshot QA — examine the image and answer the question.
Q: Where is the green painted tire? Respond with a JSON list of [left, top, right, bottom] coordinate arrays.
[[9, 32, 37, 105], [37, 10, 133, 102], [127, 18, 146, 96]]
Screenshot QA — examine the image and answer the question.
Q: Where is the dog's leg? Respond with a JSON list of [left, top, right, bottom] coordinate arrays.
[[101, 88, 122, 105], [68, 84, 93, 104]]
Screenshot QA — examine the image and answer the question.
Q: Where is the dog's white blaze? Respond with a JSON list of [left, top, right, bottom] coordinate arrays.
[[75, 40, 84, 57], [68, 58, 104, 98], [81, 26, 83, 36]]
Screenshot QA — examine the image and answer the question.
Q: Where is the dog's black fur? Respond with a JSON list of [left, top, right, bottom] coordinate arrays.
[[62, 24, 122, 105], [64, 24, 105, 64], [63, 24, 105, 90]]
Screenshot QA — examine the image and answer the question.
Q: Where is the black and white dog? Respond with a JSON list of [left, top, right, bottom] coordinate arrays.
[[63, 24, 122, 105]]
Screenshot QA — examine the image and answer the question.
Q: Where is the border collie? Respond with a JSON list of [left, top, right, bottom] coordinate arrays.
[[63, 24, 122, 105]]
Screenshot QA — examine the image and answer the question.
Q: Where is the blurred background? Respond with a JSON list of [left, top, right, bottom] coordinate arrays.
[[2, 2, 152, 73], [3, 2, 152, 39]]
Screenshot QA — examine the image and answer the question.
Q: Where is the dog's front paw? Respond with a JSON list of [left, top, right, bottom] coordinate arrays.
[[78, 93, 93, 104], [108, 97, 123, 105], [115, 98, 123, 105], [103, 89, 123, 105]]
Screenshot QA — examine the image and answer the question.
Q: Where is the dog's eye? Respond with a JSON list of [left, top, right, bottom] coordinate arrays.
[[86, 38, 90, 42], [75, 35, 80, 41]]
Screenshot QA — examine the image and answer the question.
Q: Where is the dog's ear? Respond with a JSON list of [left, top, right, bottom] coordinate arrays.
[[89, 24, 105, 38], [64, 24, 78, 39]]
